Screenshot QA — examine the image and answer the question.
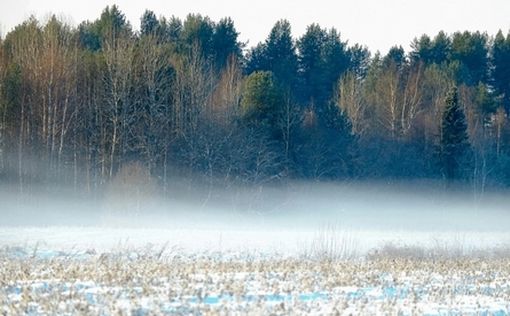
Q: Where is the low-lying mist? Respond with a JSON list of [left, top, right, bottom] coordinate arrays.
[[1, 179, 510, 256], [2, 179, 509, 230]]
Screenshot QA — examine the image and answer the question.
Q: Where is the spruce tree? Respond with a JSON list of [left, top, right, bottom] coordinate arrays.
[[440, 86, 470, 180]]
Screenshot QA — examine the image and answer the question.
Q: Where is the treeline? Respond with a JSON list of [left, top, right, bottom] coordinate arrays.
[[1, 5, 510, 193]]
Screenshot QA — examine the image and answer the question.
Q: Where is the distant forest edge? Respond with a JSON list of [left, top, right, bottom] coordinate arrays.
[[1, 5, 510, 194]]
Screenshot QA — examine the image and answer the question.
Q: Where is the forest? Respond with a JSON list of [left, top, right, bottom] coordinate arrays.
[[1, 5, 510, 194]]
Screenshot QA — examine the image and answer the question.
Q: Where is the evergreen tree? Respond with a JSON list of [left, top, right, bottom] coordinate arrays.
[[347, 44, 370, 79], [77, 22, 101, 51], [241, 71, 284, 134], [439, 86, 470, 180], [78, 5, 132, 51], [383, 45, 406, 69], [298, 24, 327, 105], [410, 34, 433, 64], [140, 10, 159, 36], [451, 31, 489, 85], [166, 16, 183, 43], [211, 17, 243, 71], [321, 28, 349, 100], [96, 5, 132, 40], [298, 25, 349, 110], [245, 43, 268, 74], [245, 20, 298, 91], [265, 20, 298, 87], [474, 82, 496, 117], [180, 14, 214, 58], [492, 30, 510, 110], [431, 31, 451, 65]]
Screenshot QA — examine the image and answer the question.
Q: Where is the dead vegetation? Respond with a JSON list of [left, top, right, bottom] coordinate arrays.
[[2, 246, 510, 315]]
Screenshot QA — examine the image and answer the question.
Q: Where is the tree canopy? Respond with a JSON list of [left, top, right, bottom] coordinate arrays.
[[1, 7, 510, 192]]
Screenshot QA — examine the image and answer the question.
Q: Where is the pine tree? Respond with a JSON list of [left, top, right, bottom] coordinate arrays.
[[211, 17, 242, 71], [245, 20, 298, 91], [140, 10, 159, 37], [241, 71, 284, 133], [440, 86, 470, 180], [492, 30, 510, 110]]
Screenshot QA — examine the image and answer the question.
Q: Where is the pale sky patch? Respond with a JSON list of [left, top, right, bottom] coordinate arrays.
[[1, 0, 509, 53]]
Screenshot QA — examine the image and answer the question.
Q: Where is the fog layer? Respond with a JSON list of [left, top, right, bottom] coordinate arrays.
[[1, 181, 510, 255]]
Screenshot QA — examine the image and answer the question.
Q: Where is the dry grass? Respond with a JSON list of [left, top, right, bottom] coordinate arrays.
[[2, 246, 510, 315], [301, 224, 358, 261]]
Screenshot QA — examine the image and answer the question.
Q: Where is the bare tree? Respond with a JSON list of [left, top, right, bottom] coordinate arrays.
[[101, 27, 135, 179], [338, 71, 367, 136], [171, 42, 214, 139], [38, 17, 78, 176], [0, 39, 6, 174], [6, 18, 42, 192], [136, 34, 173, 177], [169, 41, 217, 183], [73, 51, 102, 191], [493, 107, 506, 157], [211, 54, 242, 125], [420, 64, 454, 146], [400, 63, 424, 137], [363, 62, 401, 139], [379, 64, 401, 138], [278, 94, 301, 165]]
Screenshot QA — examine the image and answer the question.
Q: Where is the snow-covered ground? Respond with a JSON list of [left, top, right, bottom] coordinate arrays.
[[2, 182, 510, 314], [2, 247, 510, 315], [2, 225, 510, 315], [1, 226, 510, 258]]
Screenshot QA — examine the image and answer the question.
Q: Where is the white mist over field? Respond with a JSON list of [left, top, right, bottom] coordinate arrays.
[[1, 181, 510, 256]]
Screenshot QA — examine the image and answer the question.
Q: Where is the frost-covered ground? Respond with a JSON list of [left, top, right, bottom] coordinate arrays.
[[2, 246, 510, 315]]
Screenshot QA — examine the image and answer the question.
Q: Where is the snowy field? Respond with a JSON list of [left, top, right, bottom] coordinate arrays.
[[2, 182, 510, 314], [2, 246, 510, 315], [2, 226, 510, 315]]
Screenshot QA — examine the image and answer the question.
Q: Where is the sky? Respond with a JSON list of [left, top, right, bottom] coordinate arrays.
[[1, 0, 510, 53]]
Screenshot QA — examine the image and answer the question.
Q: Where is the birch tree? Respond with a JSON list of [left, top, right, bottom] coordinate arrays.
[[101, 25, 134, 179]]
